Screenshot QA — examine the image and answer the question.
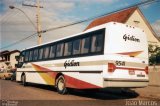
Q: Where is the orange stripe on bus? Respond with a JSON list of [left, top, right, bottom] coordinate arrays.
[[117, 51, 143, 57]]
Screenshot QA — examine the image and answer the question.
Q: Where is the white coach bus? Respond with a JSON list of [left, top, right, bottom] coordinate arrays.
[[16, 22, 149, 94]]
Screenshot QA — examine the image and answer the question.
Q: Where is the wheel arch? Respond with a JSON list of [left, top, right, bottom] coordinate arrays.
[[21, 72, 26, 81], [21, 72, 25, 77]]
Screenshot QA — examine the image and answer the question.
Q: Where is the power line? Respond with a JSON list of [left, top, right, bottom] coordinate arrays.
[[0, 11, 19, 24], [0, 0, 159, 50], [0, 33, 37, 50], [43, 0, 159, 32]]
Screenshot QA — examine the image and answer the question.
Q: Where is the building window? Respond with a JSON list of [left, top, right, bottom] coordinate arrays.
[[56, 43, 64, 57], [64, 41, 72, 56], [49, 45, 56, 58], [91, 34, 103, 53], [81, 37, 90, 54], [38, 48, 44, 60], [43, 46, 50, 59]]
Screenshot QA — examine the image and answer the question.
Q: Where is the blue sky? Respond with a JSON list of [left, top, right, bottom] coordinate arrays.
[[0, 0, 160, 51]]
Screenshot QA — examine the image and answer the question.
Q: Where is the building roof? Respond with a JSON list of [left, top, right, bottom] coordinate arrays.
[[0, 50, 20, 57], [0, 50, 9, 56], [84, 6, 160, 42], [0, 50, 9, 54], [84, 7, 137, 31], [9, 50, 20, 54]]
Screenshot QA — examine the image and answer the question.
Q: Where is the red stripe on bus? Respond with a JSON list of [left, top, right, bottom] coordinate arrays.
[[32, 63, 101, 89], [65, 75, 101, 89]]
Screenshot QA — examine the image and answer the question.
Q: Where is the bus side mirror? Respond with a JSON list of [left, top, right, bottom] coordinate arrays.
[[15, 56, 20, 61], [15, 64, 18, 68], [15, 63, 23, 68]]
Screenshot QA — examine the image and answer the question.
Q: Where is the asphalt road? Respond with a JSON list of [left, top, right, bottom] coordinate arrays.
[[0, 79, 159, 106]]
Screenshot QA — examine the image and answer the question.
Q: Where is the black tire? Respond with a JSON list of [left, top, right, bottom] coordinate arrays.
[[56, 75, 67, 94], [4, 75, 6, 80], [21, 75, 27, 86], [11, 76, 14, 81]]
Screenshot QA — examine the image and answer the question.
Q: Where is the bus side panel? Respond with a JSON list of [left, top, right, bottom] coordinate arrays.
[[16, 64, 55, 85], [17, 62, 104, 89], [16, 71, 22, 81], [25, 72, 50, 85], [63, 72, 103, 89]]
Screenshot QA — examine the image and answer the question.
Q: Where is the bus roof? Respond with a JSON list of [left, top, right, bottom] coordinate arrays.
[[21, 22, 118, 51]]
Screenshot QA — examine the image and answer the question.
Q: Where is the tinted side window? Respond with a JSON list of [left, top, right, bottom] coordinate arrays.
[[81, 37, 90, 54], [56, 43, 64, 57], [38, 48, 44, 60], [73, 39, 81, 55], [19, 51, 25, 62], [91, 34, 103, 52], [21, 51, 25, 57], [49, 45, 56, 58], [64, 41, 72, 56], [29, 50, 33, 61], [33, 49, 38, 61], [43, 46, 50, 59], [25, 51, 29, 62]]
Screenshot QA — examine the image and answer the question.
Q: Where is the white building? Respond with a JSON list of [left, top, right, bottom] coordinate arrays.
[[0, 50, 20, 70]]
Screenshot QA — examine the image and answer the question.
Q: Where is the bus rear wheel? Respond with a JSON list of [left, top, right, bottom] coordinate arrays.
[[56, 75, 67, 94]]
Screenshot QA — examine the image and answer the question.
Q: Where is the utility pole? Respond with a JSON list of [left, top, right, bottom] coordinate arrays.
[[22, 0, 43, 45]]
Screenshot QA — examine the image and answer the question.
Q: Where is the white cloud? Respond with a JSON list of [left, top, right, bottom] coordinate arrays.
[[69, 0, 118, 3], [0, 4, 85, 50], [44, 0, 117, 3], [1, 0, 121, 50], [140, 0, 152, 9], [152, 19, 160, 37], [42, 1, 75, 12]]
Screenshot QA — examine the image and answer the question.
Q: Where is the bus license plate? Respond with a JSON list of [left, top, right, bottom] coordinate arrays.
[[129, 70, 135, 75]]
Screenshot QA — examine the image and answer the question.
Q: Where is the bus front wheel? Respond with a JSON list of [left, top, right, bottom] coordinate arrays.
[[21, 75, 27, 86], [56, 75, 67, 94]]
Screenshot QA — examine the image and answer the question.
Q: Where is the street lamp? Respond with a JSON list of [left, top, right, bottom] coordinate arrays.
[[9, 5, 37, 30], [9, 5, 43, 44]]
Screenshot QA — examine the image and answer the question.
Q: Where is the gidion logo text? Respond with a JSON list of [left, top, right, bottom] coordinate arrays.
[[123, 34, 140, 42]]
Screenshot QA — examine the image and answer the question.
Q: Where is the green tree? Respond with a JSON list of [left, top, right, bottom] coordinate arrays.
[[156, 48, 160, 64], [149, 44, 160, 65]]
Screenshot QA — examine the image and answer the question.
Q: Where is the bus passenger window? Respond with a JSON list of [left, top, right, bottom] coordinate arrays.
[[81, 37, 90, 54], [49, 45, 56, 58], [64, 42, 72, 56], [25, 51, 29, 62], [29, 50, 33, 61], [91, 34, 103, 52], [33, 49, 38, 61], [43, 46, 50, 59], [22, 51, 25, 57], [39, 48, 44, 60], [56, 43, 64, 57], [73, 39, 81, 55], [19, 51, 25, 62]]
